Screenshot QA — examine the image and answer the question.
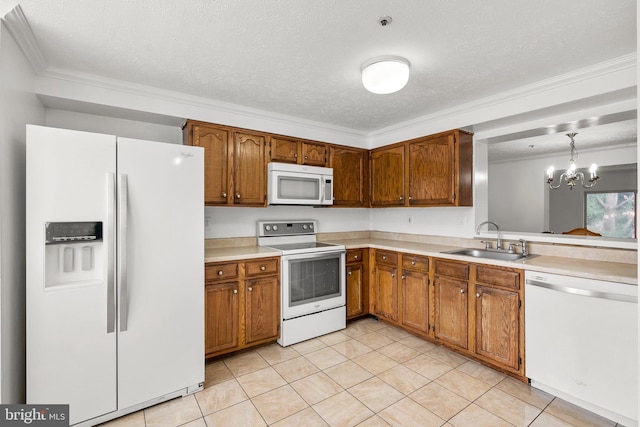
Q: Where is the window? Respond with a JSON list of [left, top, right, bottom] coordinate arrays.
[[585, 191, 636, 238]]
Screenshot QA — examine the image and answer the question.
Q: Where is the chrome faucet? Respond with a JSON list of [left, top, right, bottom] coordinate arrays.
[[476, 221, 502, 250]]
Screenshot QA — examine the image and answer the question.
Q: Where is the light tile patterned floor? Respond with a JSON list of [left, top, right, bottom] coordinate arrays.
[[102, 317, 622, 427]]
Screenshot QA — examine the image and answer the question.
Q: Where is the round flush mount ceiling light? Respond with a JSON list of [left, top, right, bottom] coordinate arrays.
[[361, 56, 410, 94]]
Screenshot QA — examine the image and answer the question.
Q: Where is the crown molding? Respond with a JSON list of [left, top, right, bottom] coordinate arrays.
[[1, 4, 47, 73], [370, 53, 637, 142], [38, 66, 369, 143]]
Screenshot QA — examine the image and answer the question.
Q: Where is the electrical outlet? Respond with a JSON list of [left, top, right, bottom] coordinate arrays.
[[204, 216, 212, 229]]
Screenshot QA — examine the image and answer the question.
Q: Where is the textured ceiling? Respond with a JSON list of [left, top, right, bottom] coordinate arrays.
[[1, 0, 635, 133]]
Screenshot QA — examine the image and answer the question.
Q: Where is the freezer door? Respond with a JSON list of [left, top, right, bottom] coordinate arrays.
[[26, 125, 117, 425], [116, 138, 204, 408]]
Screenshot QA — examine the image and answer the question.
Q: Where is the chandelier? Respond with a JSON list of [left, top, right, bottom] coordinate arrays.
[[546, 133, 599, 190]]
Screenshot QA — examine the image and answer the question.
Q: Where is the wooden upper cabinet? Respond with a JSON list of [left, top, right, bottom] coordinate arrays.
[[408, 130, 473, 206], [233, 132, 267, 206], [269, 136, 327, 166], [329, 146, 369, 207], [370, 145, 405, 206], [301, 141, 327, 166], [408, 134, 455, 205], [184, 120, 267, 207], [188, 123, 231, 205]]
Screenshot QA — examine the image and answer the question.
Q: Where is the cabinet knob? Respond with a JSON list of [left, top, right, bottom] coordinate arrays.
[[476, 292, 481, 298], [382, 256, 387, 260], [399, 196, 404, 201], [260, 266, 266, 271], [401, 275, 406, 279], [409, 196, 413, 200], [236, 194, 241, 199], [248, 287, 253, 292], [391, 274, 395, 278], [304, 155, 308, 159], [460, 289, 465, 294], [353, 255, 358, 260], [348, 270, 352, 276], [222, 192, 227, 198], [411, 260, 416, 265], [217, 270, 223, 276], [233, 289, 238, 294], [294, 153, 298, 158]]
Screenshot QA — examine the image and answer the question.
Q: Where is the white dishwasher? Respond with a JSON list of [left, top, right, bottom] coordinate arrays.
[[525, 271, 638, 427]]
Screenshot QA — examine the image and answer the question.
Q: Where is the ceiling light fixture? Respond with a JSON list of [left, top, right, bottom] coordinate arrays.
[[546, 133, 599, 190], [361, 56, 410, 94]]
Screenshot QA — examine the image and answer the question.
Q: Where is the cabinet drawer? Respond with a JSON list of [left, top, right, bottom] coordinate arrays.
[[434, 259, 469, 280], [402, 254, 429, 271], [346, 249, 364, 264], [245, 258, 279, 277], [476, 265, 520, 290], [376, 250, 398, 265], [205, 262, 239, 281]]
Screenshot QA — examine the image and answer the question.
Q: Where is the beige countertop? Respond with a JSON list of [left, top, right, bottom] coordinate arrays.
[[205, 237, 637, 285]]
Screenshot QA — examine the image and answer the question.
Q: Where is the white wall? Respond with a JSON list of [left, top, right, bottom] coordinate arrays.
[[205, 206, 370, 238], [45, 109, 183, 144], [0, 20, 45, 403], [489, 145, 637, 233]]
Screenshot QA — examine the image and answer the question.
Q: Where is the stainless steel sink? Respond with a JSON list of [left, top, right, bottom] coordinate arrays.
[[442, 248, 531, 261]]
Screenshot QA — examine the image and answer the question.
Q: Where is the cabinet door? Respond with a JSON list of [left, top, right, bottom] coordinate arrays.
[[245, 276, 280, 344], [401, 270, 430, 334], [371, 145, 405, 206], [475, 285, 519, 370], [330, 146, 368, 206], [205, 282, 239, 355], [192, 124, 230, 205], [233, 132, 266, 205], [374, 264, 398, 322], [434, 277, 468, 349], [270, 136, 299, 163], [408, 133, 455, 205], [301, 142, 327, 166], [347, 264, 365, 319]]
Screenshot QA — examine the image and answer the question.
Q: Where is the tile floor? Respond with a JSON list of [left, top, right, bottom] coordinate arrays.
[[103, 317, 623, 427]]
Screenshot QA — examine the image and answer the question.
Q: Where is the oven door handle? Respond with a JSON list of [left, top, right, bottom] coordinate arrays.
[[280, 250, 346, 262]]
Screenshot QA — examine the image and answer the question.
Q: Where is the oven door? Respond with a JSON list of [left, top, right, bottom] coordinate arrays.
[[281, 250, 346, 320]]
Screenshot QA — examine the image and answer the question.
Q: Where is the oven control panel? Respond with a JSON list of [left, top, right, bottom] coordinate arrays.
[[257, 220, 317, 236]]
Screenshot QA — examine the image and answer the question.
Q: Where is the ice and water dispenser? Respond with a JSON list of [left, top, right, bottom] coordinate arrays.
[[44, 221, 104, 288]]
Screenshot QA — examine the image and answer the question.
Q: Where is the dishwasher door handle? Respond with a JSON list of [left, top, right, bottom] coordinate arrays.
[[526, 279, 637, 303]]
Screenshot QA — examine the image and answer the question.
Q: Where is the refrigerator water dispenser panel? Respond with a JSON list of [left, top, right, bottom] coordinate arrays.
[[44, 221, 104, 288]]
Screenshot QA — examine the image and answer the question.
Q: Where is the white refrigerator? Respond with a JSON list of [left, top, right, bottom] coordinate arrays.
[[26, 125, 204, 426]]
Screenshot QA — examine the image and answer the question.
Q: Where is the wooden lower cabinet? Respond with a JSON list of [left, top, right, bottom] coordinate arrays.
[[245, 276, 280, 345], [401, 254, 430, 335], [205, 281, 239, 355], [370, 251, 524, 378], [205, 257, 280, 358], [434, 276, 468, 350], [373, 263, 398, 322], [474, 285, 519, 370]]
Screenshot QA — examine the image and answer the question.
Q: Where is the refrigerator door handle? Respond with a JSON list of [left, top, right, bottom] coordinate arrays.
[[106, 173, 116, 334], [118, 173, 129, 332]]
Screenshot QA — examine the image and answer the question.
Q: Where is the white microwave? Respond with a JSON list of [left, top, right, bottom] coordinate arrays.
[[267, 162, 333, 206]]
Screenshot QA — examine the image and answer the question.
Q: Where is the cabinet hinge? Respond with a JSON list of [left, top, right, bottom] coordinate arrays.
[[518, 356, 522, 367], [453, 136, 457, 144], [519, 300, 522, 308]]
